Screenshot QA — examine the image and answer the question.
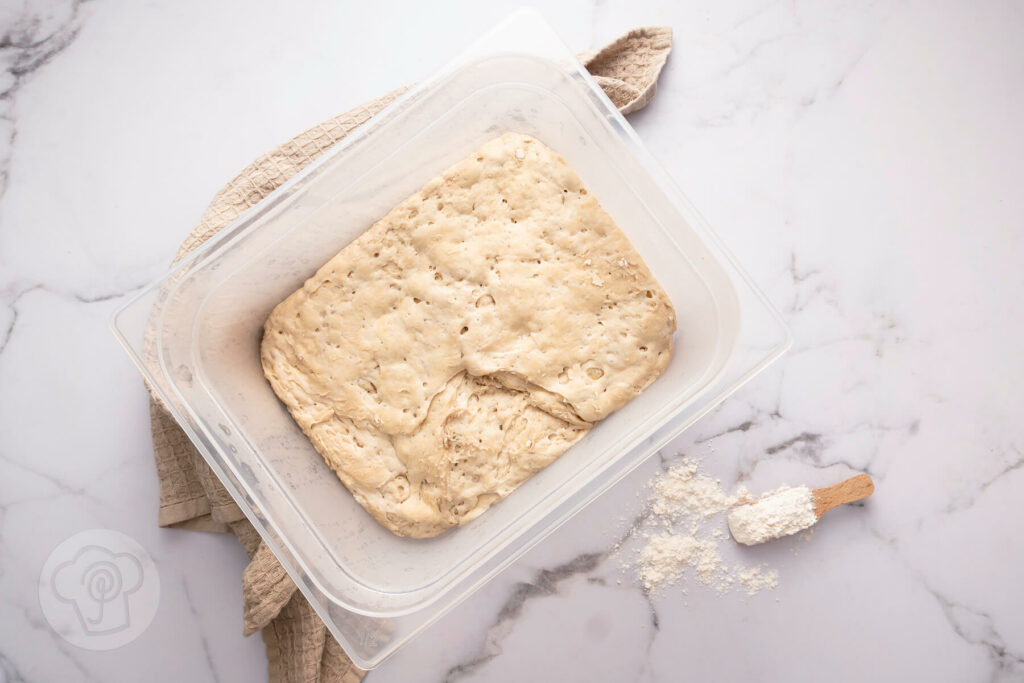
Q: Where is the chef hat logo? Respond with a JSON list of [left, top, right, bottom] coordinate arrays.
[[51, 544, 144, 636]]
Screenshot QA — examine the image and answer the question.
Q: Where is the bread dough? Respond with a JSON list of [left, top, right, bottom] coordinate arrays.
[[261, 133, 676, 538]]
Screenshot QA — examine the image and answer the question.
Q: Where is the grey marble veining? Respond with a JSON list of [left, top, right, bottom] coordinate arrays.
[[0, 0, 87, 197], [1, 0, 1023, 681]]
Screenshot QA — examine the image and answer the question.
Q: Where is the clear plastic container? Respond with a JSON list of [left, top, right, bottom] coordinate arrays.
[[112, 10, 790, 668]]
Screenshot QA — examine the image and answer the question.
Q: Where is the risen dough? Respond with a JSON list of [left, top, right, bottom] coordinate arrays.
[[261, 133, 676, 538]]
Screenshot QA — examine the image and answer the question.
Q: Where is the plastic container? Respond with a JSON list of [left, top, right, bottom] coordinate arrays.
[[112, 10, 790, 668]]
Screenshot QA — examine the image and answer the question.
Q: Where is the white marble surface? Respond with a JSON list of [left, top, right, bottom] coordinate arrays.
[[1, 0, 1022, 680]]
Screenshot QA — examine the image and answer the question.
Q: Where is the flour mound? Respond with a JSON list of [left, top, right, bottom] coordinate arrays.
[[727, 485, 816, 545], [627, 457, 780, 596]]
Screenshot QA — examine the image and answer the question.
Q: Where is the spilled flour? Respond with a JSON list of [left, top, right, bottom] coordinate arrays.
[[628, 457, 780, 595], [639, 534, 722, 589], [650, 460, 736, 518]]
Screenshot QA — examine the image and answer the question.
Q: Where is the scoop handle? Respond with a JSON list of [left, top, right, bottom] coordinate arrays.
[[812, 474, 874, 518]]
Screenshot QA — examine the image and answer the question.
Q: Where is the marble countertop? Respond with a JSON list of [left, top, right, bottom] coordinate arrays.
[[2, 0, 1022, 681]]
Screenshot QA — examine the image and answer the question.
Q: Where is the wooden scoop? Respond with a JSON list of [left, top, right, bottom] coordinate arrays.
[[727, 473, 875, 546], [813, 473, 875, 518]]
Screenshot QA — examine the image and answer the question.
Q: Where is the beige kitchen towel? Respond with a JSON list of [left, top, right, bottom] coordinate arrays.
[[149, 26, 671, 682]]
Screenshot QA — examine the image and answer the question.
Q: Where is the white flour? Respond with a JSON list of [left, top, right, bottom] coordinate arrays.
[[628, 458, 781, 596], [650, 460, 737, 519], [737, 565, 779, 595], [727, 486, 816, 546], [637, 534, 721, 591]]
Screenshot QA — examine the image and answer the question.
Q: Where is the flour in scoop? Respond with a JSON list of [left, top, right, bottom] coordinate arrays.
[[727, 486, 816, 546]]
